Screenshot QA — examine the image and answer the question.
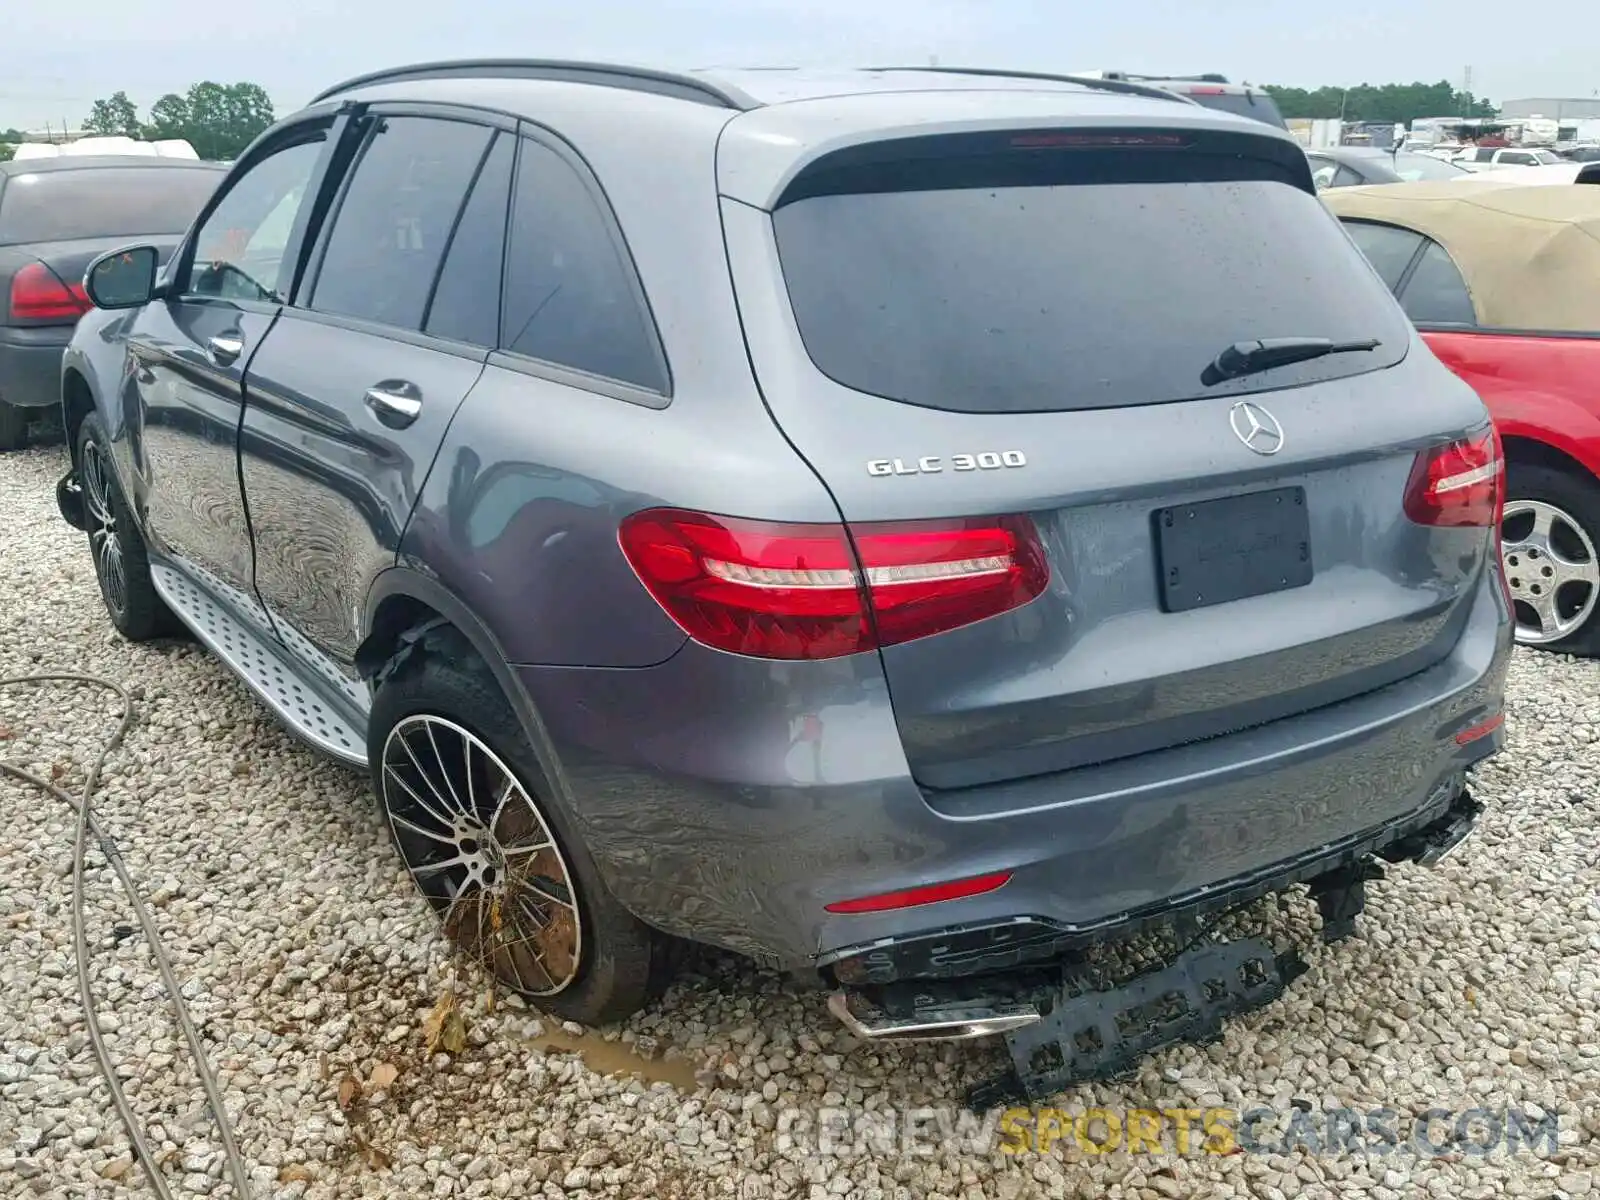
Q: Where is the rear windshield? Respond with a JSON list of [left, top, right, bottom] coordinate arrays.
[[771, 143, 1412, 414], [1178, 89, 1288, 129], [0, 166, 220, 245]]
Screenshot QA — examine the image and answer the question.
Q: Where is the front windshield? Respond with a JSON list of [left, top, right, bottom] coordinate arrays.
[[1392, 153, 1468, 181], [1534, 149, 1564, 164]]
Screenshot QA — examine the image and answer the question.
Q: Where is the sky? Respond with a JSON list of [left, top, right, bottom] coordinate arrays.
[[3, 0, 1597, 132]]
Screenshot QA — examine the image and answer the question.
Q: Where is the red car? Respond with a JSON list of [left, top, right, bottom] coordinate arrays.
[[1324, 180, 1600, 654]]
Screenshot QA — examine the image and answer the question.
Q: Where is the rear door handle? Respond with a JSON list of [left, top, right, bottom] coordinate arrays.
[[364, 381, 423, 429], [207, 333, 244, 365]]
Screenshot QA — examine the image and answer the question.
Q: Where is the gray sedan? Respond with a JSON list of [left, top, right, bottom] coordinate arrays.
[[1307, 146, 1469, 189]]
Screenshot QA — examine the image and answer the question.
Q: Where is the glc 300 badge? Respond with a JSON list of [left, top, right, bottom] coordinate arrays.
[[867, 451, 1027, 477]]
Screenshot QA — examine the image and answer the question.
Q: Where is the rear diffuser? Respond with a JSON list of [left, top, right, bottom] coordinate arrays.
[[968, 937, 1308, 1109]]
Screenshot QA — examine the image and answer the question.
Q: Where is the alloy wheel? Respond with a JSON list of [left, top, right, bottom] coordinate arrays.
[[1501, 498, 1600, 645], [81, 439, 128, 619], [380, 715, 583, 995]]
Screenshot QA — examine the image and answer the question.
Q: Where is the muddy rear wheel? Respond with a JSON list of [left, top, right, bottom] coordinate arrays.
[[369, 633, 658, 1024]]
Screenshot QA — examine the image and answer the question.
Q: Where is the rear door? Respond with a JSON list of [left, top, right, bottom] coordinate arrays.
[[723, 123, 1494, 792], [239, 109, 508, 698]]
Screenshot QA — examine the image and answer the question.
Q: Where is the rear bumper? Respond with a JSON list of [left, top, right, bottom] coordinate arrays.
[[518, 568, 1512, 975], [0, 325, 72, 409]]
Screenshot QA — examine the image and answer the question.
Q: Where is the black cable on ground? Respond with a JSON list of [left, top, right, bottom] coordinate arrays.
[[0, 673, 253, 1199]]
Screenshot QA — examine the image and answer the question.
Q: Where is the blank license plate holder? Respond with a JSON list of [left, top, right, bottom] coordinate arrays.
[[1153, 486, 1312, 613]]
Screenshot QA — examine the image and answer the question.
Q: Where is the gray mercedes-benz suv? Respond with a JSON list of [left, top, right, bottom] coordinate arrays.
[[54, 60, 1511, 1098]]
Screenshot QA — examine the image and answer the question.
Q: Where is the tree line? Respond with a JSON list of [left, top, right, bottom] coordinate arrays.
[[82, 83, 275, 160], [0, 82, 274, 162], [1262, 80, 1497, 124]]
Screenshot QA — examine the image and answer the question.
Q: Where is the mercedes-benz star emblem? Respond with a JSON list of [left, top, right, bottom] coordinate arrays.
[[1229, 401, 1285, 456]]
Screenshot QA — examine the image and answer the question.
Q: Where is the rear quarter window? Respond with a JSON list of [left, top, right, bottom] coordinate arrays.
[[771, 140, 1412, 414], [0, 166, 220, 245]]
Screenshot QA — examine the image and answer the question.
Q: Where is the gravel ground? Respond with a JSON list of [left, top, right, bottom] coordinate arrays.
[[1, 438, 1597, 1200]]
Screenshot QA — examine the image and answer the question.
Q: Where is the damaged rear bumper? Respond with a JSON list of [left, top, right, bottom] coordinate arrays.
[[822, 774, 1481, 989], [825, 785, 1484, 1105]]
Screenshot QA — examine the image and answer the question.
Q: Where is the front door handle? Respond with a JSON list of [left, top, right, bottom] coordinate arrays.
[[207, 333, 244, 365], [364, 381, 423, 429]]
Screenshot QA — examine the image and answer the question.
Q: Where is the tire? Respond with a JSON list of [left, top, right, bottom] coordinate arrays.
[[1501, 462, 1600, 655], [369, 629, 658, 1025], [0, 400, 26, 451], [77, 414, 182, 641]]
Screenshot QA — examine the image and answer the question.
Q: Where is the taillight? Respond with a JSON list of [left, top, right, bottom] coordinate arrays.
[[9, 261, 92, 322], [617, 508, 1050, 660], [1403, 427, 1503, 528], [824, 870, 1014, 914]]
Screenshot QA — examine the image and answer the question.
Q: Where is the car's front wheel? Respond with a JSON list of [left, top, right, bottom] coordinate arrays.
[[77, 414, 181, 641], [369, 632, 658, 1025], [1501, 463, 1600, 654]]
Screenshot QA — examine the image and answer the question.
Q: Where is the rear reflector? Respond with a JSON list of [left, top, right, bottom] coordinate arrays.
[[1454, 713, 1505, 746], [618, 509, 1049, 660], [824, 870, 1014, 914], [8, 261, 91, 322], [1403, 427, 1503, 528]]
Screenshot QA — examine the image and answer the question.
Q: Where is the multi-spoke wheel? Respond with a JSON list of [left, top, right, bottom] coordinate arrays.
[[369, 630, 659, 1024], [82, 438, 129, 620], [75, 414, 179, 642], [382, 715, 583, 996], [1501, 463, 1600, 656]]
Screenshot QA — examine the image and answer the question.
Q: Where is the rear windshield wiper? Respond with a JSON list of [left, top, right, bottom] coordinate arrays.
[[1202, 337, 1382, 386]]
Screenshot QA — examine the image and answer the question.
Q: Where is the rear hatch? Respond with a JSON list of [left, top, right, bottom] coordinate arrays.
[[720, 118, 1497, 794]]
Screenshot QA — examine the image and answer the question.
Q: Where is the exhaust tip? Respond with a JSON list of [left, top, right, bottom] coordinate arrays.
[[827, 990, 1041, 1043]]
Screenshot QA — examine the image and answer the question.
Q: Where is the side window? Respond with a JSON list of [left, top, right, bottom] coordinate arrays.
[[500, 136, 666, 392], [1398, 240, 1476, 326], [309, 116, 493, 331], [1474, 148, 1496, 163], [187, 136, 325, 302], [1340, 220, 1425, 292], [1332, 164, 1366, 188], [424, 132, 514, 347], [1502, 152, 1533, 166]]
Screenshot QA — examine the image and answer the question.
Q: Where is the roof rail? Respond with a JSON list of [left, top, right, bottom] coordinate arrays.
[[1101, 72, 1233, 85], [308, 59, 759, 110], [867, 66, 1201, 107]]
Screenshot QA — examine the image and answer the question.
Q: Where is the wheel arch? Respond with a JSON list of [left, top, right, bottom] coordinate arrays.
[[61, 366, 96, 466], [1500, 433, 1598, 485], [358, 567, 565, 800]]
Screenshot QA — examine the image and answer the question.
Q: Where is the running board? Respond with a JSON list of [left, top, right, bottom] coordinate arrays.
[[149, 562, 368, 768]]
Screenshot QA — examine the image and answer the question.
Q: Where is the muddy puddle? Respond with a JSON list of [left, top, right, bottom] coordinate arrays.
[[526, 1024, 701, 1091]]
